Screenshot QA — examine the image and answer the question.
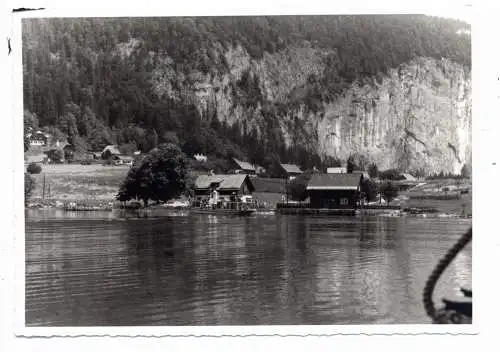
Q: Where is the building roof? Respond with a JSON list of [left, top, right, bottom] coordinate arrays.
[[102, 145, 121, 155], [252, 177, 287, 193], [400, 173, 417, 181], [352, 170, 370, 179], [280, 163, 303, 175], [118, 156, 134, 161], [255, 166, 266, 174], [232, 158, 256, 172], [307, 173, 362, 191], [194, 154, 207, 162], [327, 167, 347, 174], [195, 174, 255, 191], [28, 132, 48, 140]]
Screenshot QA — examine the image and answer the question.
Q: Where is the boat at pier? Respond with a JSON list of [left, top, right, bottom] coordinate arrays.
[[190, 200, 256, 216]]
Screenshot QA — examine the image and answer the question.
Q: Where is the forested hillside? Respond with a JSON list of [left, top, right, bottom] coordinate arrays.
[[22, 15, 471, 173]]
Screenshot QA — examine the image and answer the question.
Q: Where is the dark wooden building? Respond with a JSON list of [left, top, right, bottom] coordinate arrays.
[[279, 163, 303, 180], [251, 177, 287, 208], [231, 158, 257, 175], [306, 173, 363, 209]]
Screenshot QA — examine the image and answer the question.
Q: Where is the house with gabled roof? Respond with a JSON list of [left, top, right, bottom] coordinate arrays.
[[231, 158, 256, 175], [193, 174, 255, 205], [101, 145, 121, 160], [306, 173, 363, 209], [194, 153, 208, 162], [400, 173, 417, 182], [251, 177, 287, 208], [279, 163, 303, 180], [27, 130, 50, 146], [327, 167, 347, 174], [194, 174, 255, 196]]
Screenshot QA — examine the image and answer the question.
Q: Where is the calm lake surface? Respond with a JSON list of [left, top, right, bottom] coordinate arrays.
[[25, 209, 472, 326]]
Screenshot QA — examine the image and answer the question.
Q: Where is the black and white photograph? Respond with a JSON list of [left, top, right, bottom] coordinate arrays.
[[10, 2, 478, 335]]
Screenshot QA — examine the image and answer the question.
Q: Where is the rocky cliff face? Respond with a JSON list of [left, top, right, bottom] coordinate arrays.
[[150, 44, 471, 174], [315, 57, 472, 174]]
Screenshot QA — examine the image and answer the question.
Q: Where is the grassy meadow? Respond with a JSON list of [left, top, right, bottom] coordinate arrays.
[[27, 164, 130, 203]]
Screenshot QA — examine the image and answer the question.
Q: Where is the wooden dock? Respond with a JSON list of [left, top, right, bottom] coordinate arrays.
[[277, 208, 357, 216]]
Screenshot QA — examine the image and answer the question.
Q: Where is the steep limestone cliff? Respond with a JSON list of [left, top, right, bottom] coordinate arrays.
[[150, 44, 471, 174], [315, 57, 472, 174]]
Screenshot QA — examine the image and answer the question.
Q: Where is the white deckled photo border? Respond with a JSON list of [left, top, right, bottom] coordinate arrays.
[[6, 0, 497, 341]]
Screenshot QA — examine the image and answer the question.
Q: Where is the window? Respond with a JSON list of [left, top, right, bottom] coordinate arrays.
[[340, 198, 348, 205]]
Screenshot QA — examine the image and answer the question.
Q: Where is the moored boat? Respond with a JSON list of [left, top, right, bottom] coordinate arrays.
[[190, 200, 256, 216], [190, 207, 256, 216]]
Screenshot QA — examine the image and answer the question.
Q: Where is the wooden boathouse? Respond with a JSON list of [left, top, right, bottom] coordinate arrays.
[[277, 173, 364, 215], [306, 173, 363, 209]]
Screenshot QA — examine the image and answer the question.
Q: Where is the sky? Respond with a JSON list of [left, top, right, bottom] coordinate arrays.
[[5, 0, 475, 24], [424, 6, 472, 24]]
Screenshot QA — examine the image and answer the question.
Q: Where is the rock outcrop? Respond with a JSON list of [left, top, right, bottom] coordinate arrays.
[[151, 43, 471, 174]]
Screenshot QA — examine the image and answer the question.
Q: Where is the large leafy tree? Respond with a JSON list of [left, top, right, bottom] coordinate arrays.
[[368, 163, 379, 178], [347, 155, 355, 173], [24, 110, 39, 152], [117, 143, 189, 206], [361, 179, 379, 203], [380, 181, 399, 204], [286, 172, 313, 201]]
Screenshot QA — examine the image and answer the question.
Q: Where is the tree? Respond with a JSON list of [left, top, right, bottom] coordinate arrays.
[[57, 112, 79, 144], [64, 146, 75, 163], [380, 181, 399, 204], [24, 136, 30, 153], [144, 129, 159, 152], [25, 173, 35, 205], [323, 155, 342, 168], [162, 131, 180, 145], [379, 169, 403, 181], [347, 155, 355, 173], [361, 179, 379, 203], [461, 163, 471, 179], [412, 168, 426, 179], [262, 154, 284, 178], [27, 162, 42, 174], [72, 135, 88, 154], [443, 186, 450, 196], [368, 163, 379, 178], [24, 110, 39, 129], [46, 149, 64, 163], [116, 143, 189, 206], [119, 142, 137, 156], [286, 173, 312, 201], [79, 106, 97, 137], [88, 125, 114, 151], [42, 125, 67, 144], [24, 110, 39, 152]]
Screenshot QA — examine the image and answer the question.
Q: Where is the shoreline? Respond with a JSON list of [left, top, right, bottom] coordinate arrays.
[[25, 204, 472, 220]]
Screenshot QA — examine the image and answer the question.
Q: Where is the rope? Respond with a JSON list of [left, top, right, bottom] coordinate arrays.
[[422, 227, 472, 321]]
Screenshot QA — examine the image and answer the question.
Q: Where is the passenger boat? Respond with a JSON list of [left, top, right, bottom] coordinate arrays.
[[189, 197, 257, 216], [190, 201, 256, 216]]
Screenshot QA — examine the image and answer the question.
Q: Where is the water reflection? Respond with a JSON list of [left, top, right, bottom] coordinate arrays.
[[25, 212, 472, 326]]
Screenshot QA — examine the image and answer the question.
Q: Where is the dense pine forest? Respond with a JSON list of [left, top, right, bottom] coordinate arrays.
[[23, 15, 470, 172]]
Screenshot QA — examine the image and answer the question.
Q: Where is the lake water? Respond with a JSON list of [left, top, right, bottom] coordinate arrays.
[[25, 209, 472, 326]]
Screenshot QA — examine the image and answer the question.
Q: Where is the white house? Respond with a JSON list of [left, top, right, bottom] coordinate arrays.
[[194, 153, 208, 162], [327, 167, 347, 174]]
